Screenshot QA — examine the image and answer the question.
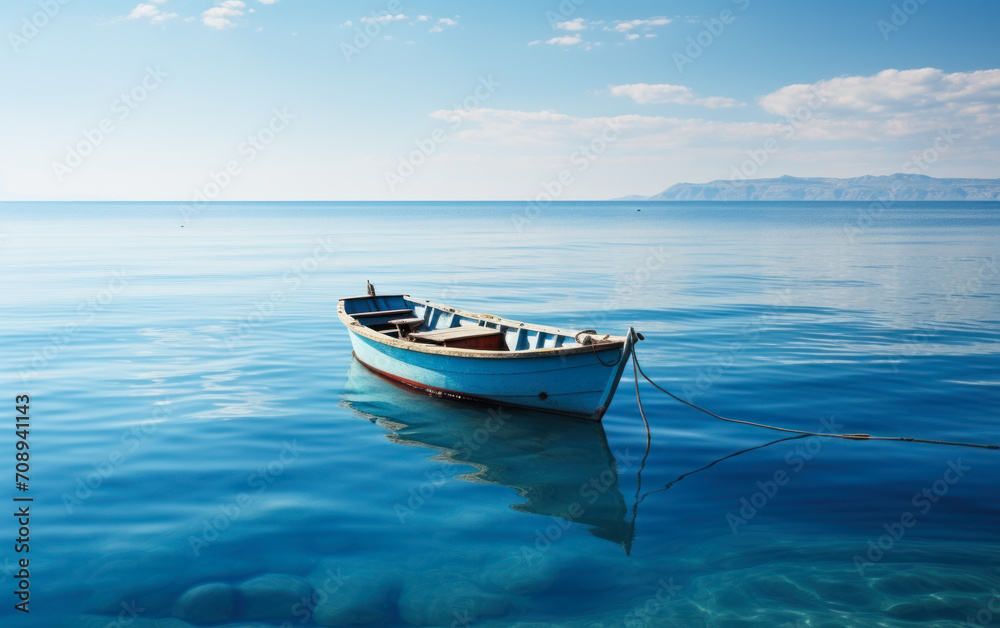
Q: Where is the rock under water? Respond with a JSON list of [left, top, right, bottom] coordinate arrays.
[[236, 572, 313, 621], [173, 582, 237, 625]]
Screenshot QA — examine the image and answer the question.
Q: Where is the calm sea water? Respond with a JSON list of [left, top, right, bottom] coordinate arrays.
[[1, 201, 998, 627]]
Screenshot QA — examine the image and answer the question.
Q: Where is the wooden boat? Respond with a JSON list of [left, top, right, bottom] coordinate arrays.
[[338, 291, 639, 420]]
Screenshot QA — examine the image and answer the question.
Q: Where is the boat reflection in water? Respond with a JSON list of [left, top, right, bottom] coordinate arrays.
[[341, 358, 635, 552]]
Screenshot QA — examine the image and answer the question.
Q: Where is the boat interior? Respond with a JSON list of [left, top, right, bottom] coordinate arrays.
[[341, 294, 591, 352]]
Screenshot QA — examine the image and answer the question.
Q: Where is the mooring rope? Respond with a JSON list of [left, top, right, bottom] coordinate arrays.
[[631, 356, 652, 508], [577, 330, 623, 367], [636, 434, 809, 506], [631, 343, 999, 451]]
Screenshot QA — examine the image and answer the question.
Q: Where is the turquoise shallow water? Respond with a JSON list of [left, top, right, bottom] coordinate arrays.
[[1, 201, 999, 627]]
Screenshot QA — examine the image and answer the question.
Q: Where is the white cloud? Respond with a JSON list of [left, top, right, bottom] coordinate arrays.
[[342, 13, 454, 34], [609, 17, 671, 34], [762, 68, 1000, 116], [128, 2, 178, 23], [759, 68, 1000, 138], [427, 107, 780, 149], [545, 35, 582, 46], [429, 17, 458, 33], [361, 13, 407, 25], [555, 18, 587, 31], [202, 0, 245, 29], [129, 4, 159, 18], [610, 83, 743, 108], [258, 0, 279, 4], [531, 16, 663, 48]]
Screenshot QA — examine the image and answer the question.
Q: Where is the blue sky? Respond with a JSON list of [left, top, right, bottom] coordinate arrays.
[[2, 0, 999, 200]]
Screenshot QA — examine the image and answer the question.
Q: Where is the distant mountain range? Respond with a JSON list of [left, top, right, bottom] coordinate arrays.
[[618, 174, 1000, 201]]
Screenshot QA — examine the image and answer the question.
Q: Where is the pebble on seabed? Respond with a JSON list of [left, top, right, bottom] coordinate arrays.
[[84, 548, 561, 628], [236, 572, 314, 620], [306, 559, 397, 627], [173, 582, 237, 624], [76, 620, 276, 628], [84, 551, 186, 615], [75, 618, 196, 628]]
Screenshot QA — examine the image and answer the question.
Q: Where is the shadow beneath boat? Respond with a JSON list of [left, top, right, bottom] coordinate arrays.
[[340, 357, 635, 551]]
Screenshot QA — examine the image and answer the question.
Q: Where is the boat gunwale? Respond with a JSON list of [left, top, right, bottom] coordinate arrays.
[[338, 294, 627, 360]]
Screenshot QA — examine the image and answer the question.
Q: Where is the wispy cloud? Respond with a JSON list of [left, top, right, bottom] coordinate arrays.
[[202, 0, 246, 30], [361, 13, 407, 25], [608, 17, 671, 35], [610, 83, 743, 108], [429, 17, 458, 33], [759, 68, 1000, 138], [529, 34, 601, 50], [427, 107, 779, 148], [428, 68, 998, 151], [341, 13, 455, 35], [124, 0, 281, 29], [554, 18, 587, 31], [534, 16, 667, 48], [544, 35, 582, 46], [127, 1, 178, 24]]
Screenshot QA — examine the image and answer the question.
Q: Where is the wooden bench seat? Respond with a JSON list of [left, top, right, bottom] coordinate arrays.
[[388, 317, 425, 327], [353, 308, 420, 332], [409, 326, 505, 350], [353, 308, 416, 321], [387, 317, 425, 338]]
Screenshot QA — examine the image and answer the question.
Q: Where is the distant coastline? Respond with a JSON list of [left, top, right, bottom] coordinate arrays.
[[618, 174, 1000, 201]]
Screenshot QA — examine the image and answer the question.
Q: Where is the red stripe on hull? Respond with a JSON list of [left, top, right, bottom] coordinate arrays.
[[352, 353, 600, 421]]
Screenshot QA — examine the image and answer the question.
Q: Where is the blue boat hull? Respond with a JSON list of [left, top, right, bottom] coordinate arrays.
[[339, 294, 636, 420]]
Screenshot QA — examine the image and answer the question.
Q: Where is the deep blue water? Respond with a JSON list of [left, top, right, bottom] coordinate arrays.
[[1, 201, 999, 627]]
